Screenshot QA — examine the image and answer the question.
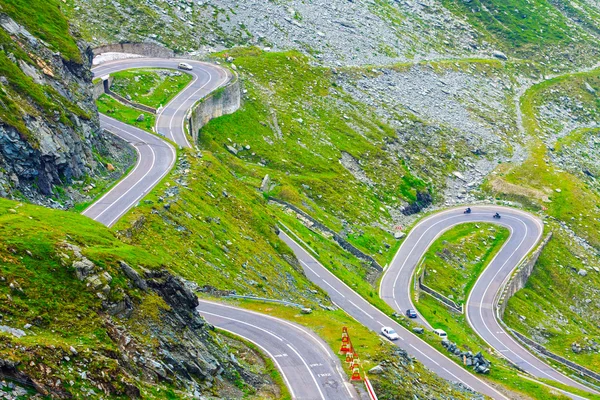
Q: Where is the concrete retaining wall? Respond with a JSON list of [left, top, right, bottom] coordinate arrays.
[[92, 74, 156, 113], [510, 328, 600, 383], [497, 233, 552, 316], [270, 197, 383, 271], [92, 42, 176, 58], [417, 268, 463, 313], [188, 76, 241, 142], [105, 88, 157, 114]]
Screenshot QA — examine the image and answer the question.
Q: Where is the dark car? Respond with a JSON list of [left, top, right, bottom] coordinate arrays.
[[406, 309, 417, 318]]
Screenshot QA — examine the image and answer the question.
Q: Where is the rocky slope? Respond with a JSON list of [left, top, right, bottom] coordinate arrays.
[[0, 5, 132, 208], [66, 0, 600, 67], [0, 198, 283, 399]]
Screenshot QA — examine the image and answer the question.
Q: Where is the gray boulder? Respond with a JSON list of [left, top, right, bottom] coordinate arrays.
[[120, 261, 148, 290]]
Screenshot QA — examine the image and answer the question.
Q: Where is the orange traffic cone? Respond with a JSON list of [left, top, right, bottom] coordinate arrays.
[[339, 327, 352, 354], [351, 366, 362, 381], [345, 350, 354, 364], [350, 353, 360, 370]]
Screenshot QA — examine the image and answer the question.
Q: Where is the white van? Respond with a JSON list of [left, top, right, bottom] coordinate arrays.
[[433, 329, 447, 339]]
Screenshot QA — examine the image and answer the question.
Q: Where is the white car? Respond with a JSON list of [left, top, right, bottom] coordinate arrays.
[[433, 328, 448, 339], [381, 326, 400, 341], [178, 62, 193, 71]]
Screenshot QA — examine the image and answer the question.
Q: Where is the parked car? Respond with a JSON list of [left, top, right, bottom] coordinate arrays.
[[178, 62, 193, 71], [406, 309, 418, 318], [433, 328, 448, 339], [381, 326, 400, 341]]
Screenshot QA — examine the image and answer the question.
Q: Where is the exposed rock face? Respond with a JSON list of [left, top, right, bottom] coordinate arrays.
[[0, 14, 133, 207]]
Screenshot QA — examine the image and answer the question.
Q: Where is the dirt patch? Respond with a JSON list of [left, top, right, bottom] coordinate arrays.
[[489, 178, 550, 203]]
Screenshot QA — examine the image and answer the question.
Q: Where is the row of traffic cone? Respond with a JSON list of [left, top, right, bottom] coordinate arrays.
[[339, 327, 363, 381]]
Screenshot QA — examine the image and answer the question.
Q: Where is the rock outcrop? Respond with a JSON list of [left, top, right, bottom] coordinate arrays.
[[0, 14, 133, 207]]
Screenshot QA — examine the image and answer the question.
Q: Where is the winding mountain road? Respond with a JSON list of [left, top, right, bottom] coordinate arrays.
[[198, 300, 357, 400], [84, 57, 356, 399], [379, 205, 598, 398], [83, 58, 230, 226], [83, 56, 598, 399]]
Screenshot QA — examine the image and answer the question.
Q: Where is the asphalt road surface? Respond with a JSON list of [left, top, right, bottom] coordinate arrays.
[[83, 57, 596, 398], [84, 57, 358, 399], [198, 300, 358, 400], [83, 59, 230, 226], [279, 229, 511, 399], [379, 205, 598, 398]]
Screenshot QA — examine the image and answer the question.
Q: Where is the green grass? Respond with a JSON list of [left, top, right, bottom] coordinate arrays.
[[1, 0, 81, 62], [0, 195, 297, 398], [0, 27, 89, 142], [96, 94, 156, 133], [200, 48, 427, 264], [110, 69, 193, 108], [221, 298, 474, 400], [418, 223, 510, 303], [410, 222, 599, 399], [440, 0, 581, 55]]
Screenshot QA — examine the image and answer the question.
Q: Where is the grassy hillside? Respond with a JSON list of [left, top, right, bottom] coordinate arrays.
[[487, 68, 600, 375], [110, 69, 193, 108], [1, 0, 81, 62], [440, 0, 599, 63], [0, 198, 285, 398]]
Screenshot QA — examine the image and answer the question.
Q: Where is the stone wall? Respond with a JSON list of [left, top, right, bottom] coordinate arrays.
[[497, 233, 552, 316], [188, 76, 241, 142], [270, 197, 383, 271], [92, 42, 175, 58]]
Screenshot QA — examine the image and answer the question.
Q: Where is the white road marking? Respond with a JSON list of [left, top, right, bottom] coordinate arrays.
[[286, 344, 326, 400], [409, 344, 439, 366], [199, 310, 284, 342], [348, 300, 373, 320], [323, 280, 346, 298], [443, 367, 474, 391], [87, 123, 158, 222], [300, 260, 321, 278], [215, 326, 296, 400]]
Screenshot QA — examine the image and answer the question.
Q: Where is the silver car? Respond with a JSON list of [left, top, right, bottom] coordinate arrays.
[[381, 326, 400, 341], [178, 62, 193, 71]]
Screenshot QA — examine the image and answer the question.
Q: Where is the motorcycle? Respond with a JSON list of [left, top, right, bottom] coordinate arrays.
[[464, 208, 472, 214], [493, 213, 501, 219]]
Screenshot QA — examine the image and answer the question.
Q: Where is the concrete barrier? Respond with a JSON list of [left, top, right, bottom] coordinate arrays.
[[188, 75, 241, 142], [92, 42, 176, 58], [270, 197, 383, 271], [510, 328, 600, 384], [497, 233, 552, 316]]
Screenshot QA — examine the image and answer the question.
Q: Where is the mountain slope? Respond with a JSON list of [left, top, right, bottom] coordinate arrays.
[[0, 2, 133, 208]]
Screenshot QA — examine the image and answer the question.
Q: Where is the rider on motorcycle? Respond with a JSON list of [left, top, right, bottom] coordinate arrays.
[[494, 212, 501, 218], [465, 207, 472, 214]]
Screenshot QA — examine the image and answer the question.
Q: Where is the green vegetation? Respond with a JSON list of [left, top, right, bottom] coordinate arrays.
[[1, 0, 81, 62], [200, 48, 427, 265], [0, 27, 89, 142], [110, 69, 193, 108], [440, 0, 580, 55], [419, 223, 510, 302], [96, 94, 156, 133], [224, 298, 473, 400], [0, 197, 290, 398]]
